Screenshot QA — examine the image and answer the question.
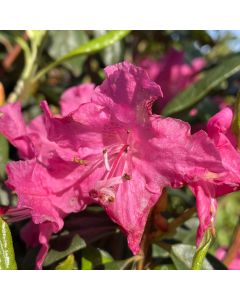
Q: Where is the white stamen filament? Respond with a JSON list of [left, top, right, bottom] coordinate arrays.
[[103, 150, 111, 171]]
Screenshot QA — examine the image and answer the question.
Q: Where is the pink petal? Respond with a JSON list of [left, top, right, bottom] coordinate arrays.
[[140, 48, 205, 112], [0, 102, 35, 158], [60, 83, 95, 115]]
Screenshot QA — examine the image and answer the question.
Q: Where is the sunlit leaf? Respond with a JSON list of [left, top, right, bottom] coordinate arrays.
[[81, 246, 113, 270], [0, 135, 9, 178], [162, 54, 240, 116], [192, 229, 213, 270], [48, 30, 88, 76], [43, 234, 86, 267], [170, 244, 212, 270], [35, 30, 131, 81], [94, 30, 123, 66], [55, 254, 76, 270], [0, 218, 17, 270]]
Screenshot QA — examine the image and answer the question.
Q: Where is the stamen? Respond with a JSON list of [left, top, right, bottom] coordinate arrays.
[[107, 144, 129, 179], [73, 157, 88, 166], [103, 149, 111, 171], [122, 173, 131, 181], [89, 187, 115, 204]]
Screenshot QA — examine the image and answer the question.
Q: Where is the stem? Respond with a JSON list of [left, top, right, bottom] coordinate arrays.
[[6, 31, 46, 103], [2, 32, 28, 71], [149, 207, 196, 241], [223, 223, 240, 267], [136, 210, 153, 270], [0, 82, 5, 106], [121, 255, 141, 270]]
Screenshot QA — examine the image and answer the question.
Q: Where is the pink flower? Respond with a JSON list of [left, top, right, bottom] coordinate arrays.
[[190, 107, 240, 245], [216, 247, 240, 270], [42, 61, 226, 254], [140, 48, 205, 112], [0, 62, 232, 263]]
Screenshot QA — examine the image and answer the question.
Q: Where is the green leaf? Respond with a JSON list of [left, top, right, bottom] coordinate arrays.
[[0, 134, 9, 178], [0, 218, 17, 270], [94, 30, 123, 65], [170, 244, 213, 270], [154, 264, 177, 270], [27, 30, 46, 47], [103, 260, 130, 270], [43, 234, 86, 267], [103, 256, 139, 270], [81, 246, 113, 270], [34, 30, 131, 81], [162, 54, 240, 116], [48, 31, 88, 76], [55, 254, 75, 270], [192, 229, 213, 270], [232, 93, 240, 147]]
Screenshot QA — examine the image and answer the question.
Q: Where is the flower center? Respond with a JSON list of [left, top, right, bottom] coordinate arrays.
[[89, 143, 131, 204]]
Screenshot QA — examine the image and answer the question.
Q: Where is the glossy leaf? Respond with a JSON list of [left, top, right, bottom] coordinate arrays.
[[170, 244, 212, 270], [55, 254, 76, 270], [81, 246, 113, 270], [48, 30, 88, 76], [0, 218, 17, 270], [162, 54, 240, 116], [0, 135, 9, 178], [103, 256, 140, 270], [192, 229, 213, 270], [103, 260, 131, 270], [43, 234, 86, 267], [35, 30, 131, 81], [154, 264, 177, 270], [232, 93, 240, 148], [94, 30, 123, 66]]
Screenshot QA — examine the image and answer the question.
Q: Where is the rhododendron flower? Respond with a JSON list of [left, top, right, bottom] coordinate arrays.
[[140, 48, 205, 112], [0, 61, 234, 265], [40, 61, 228, 255], [216, 247, 240, 270], [190, 107, 240, 245]]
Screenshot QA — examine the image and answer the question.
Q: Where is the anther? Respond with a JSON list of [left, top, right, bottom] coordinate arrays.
[[124, 145, 129, 153], [122, 173, 131, 181], [73, 157, 88, 166]]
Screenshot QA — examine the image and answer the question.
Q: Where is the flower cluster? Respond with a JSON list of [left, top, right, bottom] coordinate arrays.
[[1, 61, 240, 269]]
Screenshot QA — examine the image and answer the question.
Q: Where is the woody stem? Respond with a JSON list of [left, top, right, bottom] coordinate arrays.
[[223, 222, 240, 267], [136, 210, 153, 270], [136, 190, 168, 270]]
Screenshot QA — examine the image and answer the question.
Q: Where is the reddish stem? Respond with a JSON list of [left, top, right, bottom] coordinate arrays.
[[2, 32, 28, 70], [223, 224, 240, 267]]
